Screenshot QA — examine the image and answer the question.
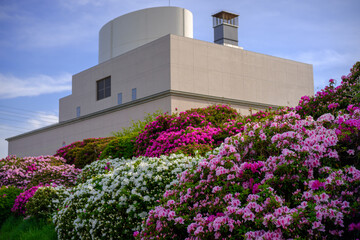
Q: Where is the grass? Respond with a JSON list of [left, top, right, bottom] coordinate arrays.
[[0, 215, 57, 240]]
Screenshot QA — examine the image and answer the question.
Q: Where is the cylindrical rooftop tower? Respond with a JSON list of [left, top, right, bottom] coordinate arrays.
[[99, 7, 193, 63]]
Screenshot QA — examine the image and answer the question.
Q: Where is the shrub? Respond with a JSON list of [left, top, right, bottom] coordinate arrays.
[[0, 156, 81, 190], [54, 137, 114, 168], [0, 186, 22, 225], [135, 105, 239, 157], [53, 153, 202, 240], [76, 158, 127, 184], [53, 141, 83, 166], [296, 61, 360, 119], [136, 109, 360, 239], [11, 185, 40, 216], [112, 110, 163, 138], [100, 132, 137, 160], [26, 186, 70, 219]]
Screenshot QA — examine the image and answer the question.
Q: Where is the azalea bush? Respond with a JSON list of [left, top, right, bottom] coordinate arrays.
[[296, 61, 360, 119], [136, 109, 360, 239], [135, 105, 239, 157], [26, 185, 70, 219], [11, 185, 40, 216], [53, 153, 202, 240], [76, 158, 128, 184], [100, 132, 137, 160], [0, 155, 81, 190], [0, 186, 22, 225], [54, 137, 114, 168]]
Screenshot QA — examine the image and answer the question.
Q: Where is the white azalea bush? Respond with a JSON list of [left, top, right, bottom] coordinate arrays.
[[53, 154, 202, 240], [76, 158, 128, 184]]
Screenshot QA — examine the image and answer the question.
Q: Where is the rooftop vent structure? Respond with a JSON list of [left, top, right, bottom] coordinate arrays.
[[212, 11, 239, 47], [99, 7, 193, 63]]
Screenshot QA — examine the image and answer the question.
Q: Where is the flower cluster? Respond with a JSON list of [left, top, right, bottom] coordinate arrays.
[[53, 153, 202, 240], [0, 155, 81, 190], [11, 185, 40, 215], [136, 110, 360, 239], [296, 61, 360, 119], [135, 105, 238, 157]]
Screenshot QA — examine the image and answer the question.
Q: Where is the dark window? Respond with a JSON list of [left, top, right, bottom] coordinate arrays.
[[97, 76, 111, 100]]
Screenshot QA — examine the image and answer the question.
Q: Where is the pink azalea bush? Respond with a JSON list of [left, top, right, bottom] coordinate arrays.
[[135, 105, 241, 157], [0, 155, 81, 189], [136, 62, 360, 239], [296, 61, 360, 119], [11, 185, 40, 216], [136, 110, 360, 239]]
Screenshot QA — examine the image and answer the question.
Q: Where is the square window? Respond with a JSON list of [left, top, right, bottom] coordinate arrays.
[[132, 88, 137, 101], [97, 76, 111, 100]]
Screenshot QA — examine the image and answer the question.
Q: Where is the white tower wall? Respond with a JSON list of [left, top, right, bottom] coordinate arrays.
[[99, 7, 193, 63]]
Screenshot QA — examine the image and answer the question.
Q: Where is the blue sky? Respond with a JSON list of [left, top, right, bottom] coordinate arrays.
[[0, 0, 359, 158]]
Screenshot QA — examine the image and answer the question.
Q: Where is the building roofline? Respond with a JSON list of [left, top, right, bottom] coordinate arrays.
[[6, 89, 281, 141]]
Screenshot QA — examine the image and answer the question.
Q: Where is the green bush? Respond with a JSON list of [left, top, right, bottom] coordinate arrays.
[[170, 143, 213, 156], [112, 110, 163, 137], [55, 137, 114, 168], [0, 186, 22, 225], [100, 132, 137, 160], [73, 137, 114, 168], [26, 186, 70, 219]]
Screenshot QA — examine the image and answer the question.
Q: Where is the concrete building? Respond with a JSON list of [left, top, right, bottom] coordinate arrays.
[[7, 7, 314, 157]]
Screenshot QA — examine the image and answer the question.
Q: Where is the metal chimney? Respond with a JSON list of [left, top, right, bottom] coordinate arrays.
[[212, 11, 239, 46]]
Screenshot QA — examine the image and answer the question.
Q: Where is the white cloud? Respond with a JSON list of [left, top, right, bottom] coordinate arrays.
[[18, 16, 98, 49], [0, 73, 72, 99], [59, 0, 104, 9], [0, 112, 59, 158], [295, 50, 352, 69], [27, 112, 58, 130]]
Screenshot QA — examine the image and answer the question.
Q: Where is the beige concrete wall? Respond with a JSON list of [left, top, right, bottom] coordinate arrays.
[[59, 35, 171, 122], [170, 35, 314, 107], [170, 95, 269, 117], [9, 97, 171, 157], [9, 34, 314, 158]]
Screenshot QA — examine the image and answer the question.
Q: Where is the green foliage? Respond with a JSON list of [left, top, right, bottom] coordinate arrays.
[[26, 186, 70, 219], [100, 132, 137, 160], [182, 104, 238, 127], [55, 137, 114, 168], [0, 186, 22, 225], [171, 143, 213, 156], [112, 110, 163, 137], [0, 215, 57, 240]]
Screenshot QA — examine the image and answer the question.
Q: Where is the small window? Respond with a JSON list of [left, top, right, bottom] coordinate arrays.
[[97, 76, 111, 100], [117, 93, 122, 105], [132, 88, 137, 101], [76, 106, 80, 117]]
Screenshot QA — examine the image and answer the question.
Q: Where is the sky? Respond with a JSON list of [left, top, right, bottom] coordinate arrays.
[[0, 0, 359, 158]]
